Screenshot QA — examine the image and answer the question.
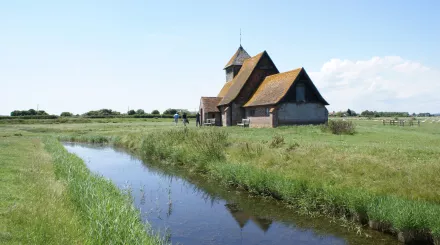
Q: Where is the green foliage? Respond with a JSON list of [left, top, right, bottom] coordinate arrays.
[[151, 110, 160, 115], [163, 109, 178, 115], [361, 110, 409, 117], [11, 109, 49, 116], [83, 109, 121, 117], [0, 115, 58, 121], [136, 109, 145, 114], [346, 109, 357, 116], [60, 112, 73, 117], [323, 120, 356, 135], [127, 110, 136, 115]]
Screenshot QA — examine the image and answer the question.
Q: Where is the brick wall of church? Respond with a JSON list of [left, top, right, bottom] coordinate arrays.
[[245, 107, 278, 128]]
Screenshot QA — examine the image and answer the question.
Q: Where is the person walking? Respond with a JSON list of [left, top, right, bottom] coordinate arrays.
[[182, 113, 188, 126], [173, 112, 179, 126], [196, 112, 201, 127]]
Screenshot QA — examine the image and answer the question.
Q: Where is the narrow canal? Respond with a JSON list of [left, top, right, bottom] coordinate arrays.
[[63, 143, 397, 245]]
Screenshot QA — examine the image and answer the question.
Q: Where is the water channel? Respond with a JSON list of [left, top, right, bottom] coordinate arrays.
[[63, 143, 398, 245]]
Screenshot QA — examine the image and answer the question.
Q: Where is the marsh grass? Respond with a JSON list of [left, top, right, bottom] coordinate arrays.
[[43, 138, 166, 245]]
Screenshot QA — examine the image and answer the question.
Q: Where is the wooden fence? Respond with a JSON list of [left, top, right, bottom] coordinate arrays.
[[382, 119, 420, 127]]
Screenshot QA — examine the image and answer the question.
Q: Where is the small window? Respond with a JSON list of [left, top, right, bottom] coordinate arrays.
[[296, 83, 305, 102], [250, 109, 256, 117], [265, 108, 270, 116]]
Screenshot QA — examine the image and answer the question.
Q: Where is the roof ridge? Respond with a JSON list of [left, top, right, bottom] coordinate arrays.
[[265, 67, 302, 79]]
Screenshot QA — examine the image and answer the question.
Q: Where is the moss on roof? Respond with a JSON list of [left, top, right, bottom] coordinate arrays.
[[218, 52, 266, 106], [244, 67, 329, 107], [244, 68, 302, 107], [217, 81, 233, 97]]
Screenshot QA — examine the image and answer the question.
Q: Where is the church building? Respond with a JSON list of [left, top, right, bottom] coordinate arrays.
[[199, 46, 329, 128]]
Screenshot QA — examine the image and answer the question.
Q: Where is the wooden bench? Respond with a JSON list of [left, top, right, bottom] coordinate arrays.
[[204, 118, 216, 126], [237, 119, 250, 127]]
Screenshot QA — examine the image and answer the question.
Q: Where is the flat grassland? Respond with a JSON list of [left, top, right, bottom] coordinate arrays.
[[1, 117, 440, 242]]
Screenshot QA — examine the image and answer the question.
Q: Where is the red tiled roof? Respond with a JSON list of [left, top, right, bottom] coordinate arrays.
[[200, 97, 222, 113], [218, 52, 266, 106], [224, 46, 251, 69]]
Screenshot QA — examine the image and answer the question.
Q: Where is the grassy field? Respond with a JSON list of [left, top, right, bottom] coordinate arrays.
[[1, 117, 440, 243]]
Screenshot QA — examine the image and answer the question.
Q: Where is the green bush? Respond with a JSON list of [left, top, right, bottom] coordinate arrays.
[[324, 120, 356, 135], [60, 112, 73, 117], [128, 110, 136, 115]]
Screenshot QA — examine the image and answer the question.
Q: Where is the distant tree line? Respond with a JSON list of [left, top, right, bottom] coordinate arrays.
[[329, 109, 438, 118], [127, 109, 161, 115], [83, 109, 121, 117], [78, 108, 196, 118], [360, 110, 409, 117], [6, 108, 198, 120], [329, 109, 432, 118], [10, 109, 49, 116]]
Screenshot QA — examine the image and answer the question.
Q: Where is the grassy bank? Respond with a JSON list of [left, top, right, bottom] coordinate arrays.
[[0, 134, 165, 244], [57, 125, 440, 243], [0, 137, 84, 244]]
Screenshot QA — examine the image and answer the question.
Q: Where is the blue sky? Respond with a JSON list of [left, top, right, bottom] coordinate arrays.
[[1, 0, 439, 115]]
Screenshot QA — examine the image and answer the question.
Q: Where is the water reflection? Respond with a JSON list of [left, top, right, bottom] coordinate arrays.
[[225, 203, 272, 232], [63, 142, 398, 245]]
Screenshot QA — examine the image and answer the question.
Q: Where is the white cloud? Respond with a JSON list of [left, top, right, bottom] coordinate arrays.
[[309, 56, 440, 113]]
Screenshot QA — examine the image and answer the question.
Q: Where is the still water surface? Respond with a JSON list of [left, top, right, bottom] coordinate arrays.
[[63, 143, 397, 245]]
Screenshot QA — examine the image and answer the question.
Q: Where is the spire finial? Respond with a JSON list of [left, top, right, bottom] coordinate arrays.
[[240, 28, 242, 47]]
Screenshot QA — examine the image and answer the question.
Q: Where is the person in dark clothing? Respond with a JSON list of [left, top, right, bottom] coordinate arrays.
[[182, 113, 188, 126], [196, 112, 201, 127]]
